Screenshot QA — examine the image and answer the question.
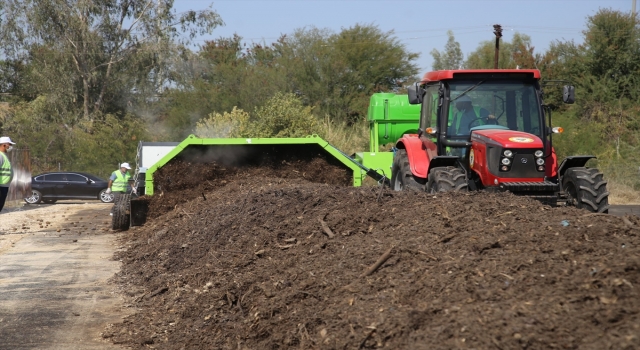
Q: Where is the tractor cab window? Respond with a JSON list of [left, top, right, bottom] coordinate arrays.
[[419, 84, 440, 131], [446, 80, 543, 138]]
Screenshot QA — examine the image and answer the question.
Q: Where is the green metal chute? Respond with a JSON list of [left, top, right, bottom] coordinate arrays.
[[144, 134, 370, 195]]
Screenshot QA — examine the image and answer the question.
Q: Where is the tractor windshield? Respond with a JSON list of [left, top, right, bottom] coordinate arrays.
[[446, 80, 543, 138]]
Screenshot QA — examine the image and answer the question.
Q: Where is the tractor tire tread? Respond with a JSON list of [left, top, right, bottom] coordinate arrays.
[[563, 167, 609, 213], [111, 194, 131, 231], [391, 149, 423, 191], [428, 166, 467, 193]]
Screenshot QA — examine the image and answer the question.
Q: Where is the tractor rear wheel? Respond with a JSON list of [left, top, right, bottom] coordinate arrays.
[[562, 167, 609, 213], [390, 149, 423, 191], [427, 166, 468, 193], [111, 194, 131, 231]]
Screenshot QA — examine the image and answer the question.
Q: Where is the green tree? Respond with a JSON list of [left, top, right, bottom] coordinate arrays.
[[160, 34, 292, 140], [430, 30, 463, 70], [282, 24, 419, 123], [161, 24, 419, 137], [0, 0, 223, 120], [1, 97, 148, 176], [1, 97, 67, 171], [251, 92, 317, 138], [464, 33, 536, 69], [547, 9, 640, 195], [571, 9, 640, 157], [511, 33, 538, 69], [194, 107, 252, 138], [67, 114, 149, 178], [193, 93, 316, 138]]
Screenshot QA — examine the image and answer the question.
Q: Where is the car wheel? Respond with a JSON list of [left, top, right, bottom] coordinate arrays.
[[43, 199, 58, 204], [99, 189, 115, 203], [24, 190, 43, 204]]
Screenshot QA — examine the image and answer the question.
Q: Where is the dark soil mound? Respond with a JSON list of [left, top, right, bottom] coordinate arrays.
[[106, 160, 640, 350]]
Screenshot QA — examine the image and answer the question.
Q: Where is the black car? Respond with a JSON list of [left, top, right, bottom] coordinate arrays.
[[24, 172, 115, 204]]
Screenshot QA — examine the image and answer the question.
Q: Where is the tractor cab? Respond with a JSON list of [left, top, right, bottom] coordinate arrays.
[[412, 70, 547, 165]]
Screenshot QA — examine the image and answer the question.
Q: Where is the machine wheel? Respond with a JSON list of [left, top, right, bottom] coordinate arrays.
[[427, 166, 468, 193], [24, 190, 43, 204], [111, 194, 131, 231], [562, 167, 609, 213], [390, 149, 423, 191], [99, 189, 115, 203]]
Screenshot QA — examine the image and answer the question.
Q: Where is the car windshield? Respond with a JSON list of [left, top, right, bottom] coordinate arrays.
[[447, 80, 542, 137]]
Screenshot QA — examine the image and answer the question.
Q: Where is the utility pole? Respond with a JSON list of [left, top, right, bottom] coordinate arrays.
[[633, 0, 637, 17], [493, 24, 503, 69]]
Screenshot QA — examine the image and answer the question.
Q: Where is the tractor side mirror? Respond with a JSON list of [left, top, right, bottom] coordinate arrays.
[[562, 85, 575, 104], [408, 83, 424, 105]]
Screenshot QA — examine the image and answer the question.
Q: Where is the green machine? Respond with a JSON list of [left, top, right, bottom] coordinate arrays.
[[115, 93, 421, 230], [143, 135, 369, 196], [353, 93, 421, 180]]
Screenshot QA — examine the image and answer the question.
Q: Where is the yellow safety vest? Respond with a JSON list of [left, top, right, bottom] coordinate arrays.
[[0, 152, 11, 185], [453, 106, 484, 131], [111, 170, 131, 192]]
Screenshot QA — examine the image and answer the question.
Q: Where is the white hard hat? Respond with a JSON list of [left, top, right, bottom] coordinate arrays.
[[120, 162, 131, 169], [0, 136, 15, 145]]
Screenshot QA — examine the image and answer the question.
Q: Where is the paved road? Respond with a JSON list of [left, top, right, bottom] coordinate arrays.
[[2, 200, 99, 214], [608, 205, 640, 217], [0, 205, 126, 350]]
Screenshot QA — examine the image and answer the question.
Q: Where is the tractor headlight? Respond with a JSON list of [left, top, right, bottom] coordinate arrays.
[[534, 150, 543, 158], [536, 158, 545, 166], [503, 150, 513, 158], [501, 158, 511, 165], [537, 165, 545, 171]]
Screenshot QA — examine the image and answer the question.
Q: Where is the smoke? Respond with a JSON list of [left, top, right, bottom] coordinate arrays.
[[7, 149, 32, 201]]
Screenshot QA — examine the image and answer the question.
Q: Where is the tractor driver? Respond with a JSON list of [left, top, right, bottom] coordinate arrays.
[[450, 95, 497, 135]]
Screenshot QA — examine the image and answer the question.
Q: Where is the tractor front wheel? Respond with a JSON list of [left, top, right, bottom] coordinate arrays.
[[427, 166, 468, 193], [562, 167, 609, 213], [390, 149, 423, 191]]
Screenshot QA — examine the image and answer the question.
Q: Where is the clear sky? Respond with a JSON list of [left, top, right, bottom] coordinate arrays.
[[174, 0, 634, 72]]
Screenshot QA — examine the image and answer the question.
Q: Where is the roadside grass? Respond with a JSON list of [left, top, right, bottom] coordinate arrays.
[[599, 162, 640, 205], [607, 180, 640, 205], [315, 116, 369, 156]]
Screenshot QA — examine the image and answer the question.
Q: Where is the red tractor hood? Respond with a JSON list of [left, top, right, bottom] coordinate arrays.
[[471, 129, 543, 148]]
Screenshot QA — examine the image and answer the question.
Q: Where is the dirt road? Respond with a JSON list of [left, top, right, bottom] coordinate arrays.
[[0, 203, 127, 350]]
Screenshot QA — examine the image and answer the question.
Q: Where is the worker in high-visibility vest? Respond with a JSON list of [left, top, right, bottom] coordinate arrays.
[[450, 95, 497, 135], [106, 162, 135, 215], [0, 136, 16, 213]]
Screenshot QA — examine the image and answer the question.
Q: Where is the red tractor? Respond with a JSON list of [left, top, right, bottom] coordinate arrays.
[[391, 69, 609, 213]]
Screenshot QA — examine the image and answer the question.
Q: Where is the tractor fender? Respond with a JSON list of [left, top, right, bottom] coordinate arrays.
[[396, 136, 429, 179], [557, 156, 596, 179], [428, 156, 462, 175]]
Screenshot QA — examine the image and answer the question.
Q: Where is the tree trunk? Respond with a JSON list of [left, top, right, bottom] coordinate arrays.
[[83, 76, 90, 121]]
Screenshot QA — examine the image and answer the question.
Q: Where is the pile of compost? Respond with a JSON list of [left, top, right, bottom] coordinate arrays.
[[106, 158, 639, 349]]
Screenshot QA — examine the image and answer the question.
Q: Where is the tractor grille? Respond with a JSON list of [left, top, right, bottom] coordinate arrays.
[[498, 181, 559, 206], [487, 147, 543, 178], [498, 181, 559, 193]]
